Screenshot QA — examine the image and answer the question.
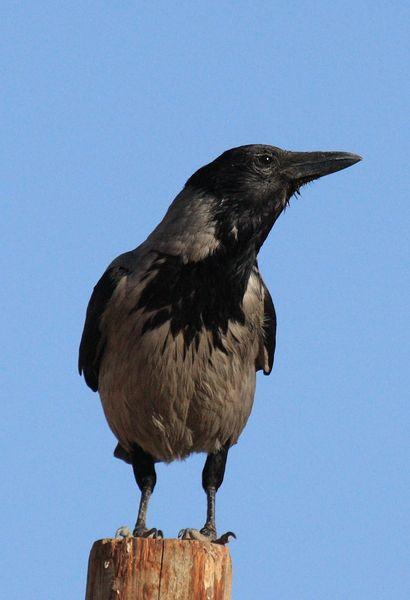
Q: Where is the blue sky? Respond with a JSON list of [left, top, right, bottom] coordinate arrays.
[[2, 2, 409, 598]]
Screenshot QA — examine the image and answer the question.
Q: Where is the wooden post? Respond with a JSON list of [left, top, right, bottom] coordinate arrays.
[[85, 537, 232, 600]]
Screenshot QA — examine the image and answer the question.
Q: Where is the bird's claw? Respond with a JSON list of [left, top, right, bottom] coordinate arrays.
[[115, 525, 163, 539], [178, 528, 236, 545], [133, 526, 164, 539], [214, 531, 236, 545]]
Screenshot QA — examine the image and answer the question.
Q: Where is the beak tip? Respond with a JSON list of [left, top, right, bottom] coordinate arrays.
[[349, 153, 363, 164]]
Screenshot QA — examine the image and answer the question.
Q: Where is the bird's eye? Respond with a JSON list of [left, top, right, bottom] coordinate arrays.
[[257, 154, 274, 167]]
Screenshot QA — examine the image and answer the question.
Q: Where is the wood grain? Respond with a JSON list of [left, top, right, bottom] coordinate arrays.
[[85, 537, 232, 600]]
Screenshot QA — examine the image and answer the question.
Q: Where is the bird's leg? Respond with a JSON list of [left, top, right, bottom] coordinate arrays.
[[131, 444, 163, 539], [179, 443, 235, 544], [200, 445, 228, 538], [201, 444, 235, 543]]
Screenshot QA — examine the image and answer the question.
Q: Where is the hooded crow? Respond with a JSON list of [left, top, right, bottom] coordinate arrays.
[[79, 144, 361, 543]]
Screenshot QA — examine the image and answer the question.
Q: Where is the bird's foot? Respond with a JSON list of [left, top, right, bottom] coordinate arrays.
[[178, 527, 236, 545], [133, 525, 164, 539], [115, 526, 133, 538], [178, 528, 210, 542], [115, 525, 163, 539]]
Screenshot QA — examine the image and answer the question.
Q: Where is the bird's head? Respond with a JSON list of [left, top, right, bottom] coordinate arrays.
[[186, 144, 361, 251]]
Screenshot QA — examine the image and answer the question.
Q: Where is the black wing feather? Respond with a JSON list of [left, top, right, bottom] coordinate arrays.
[[78, 264, 129, 391], [261, 280, 277, 375]]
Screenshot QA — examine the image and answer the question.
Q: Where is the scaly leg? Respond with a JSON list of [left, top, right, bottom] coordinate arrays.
[[116, 444, 163, 539], [179, 443, 235, 544]]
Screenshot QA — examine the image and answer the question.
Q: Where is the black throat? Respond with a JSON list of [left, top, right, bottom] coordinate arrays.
[[135, 239, 257, 355]]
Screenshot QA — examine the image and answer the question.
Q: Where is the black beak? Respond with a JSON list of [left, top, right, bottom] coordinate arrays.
[[281, 150, 362, 184]]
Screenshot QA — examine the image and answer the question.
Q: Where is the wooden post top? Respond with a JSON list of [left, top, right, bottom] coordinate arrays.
[[86, 537, 232, 600]]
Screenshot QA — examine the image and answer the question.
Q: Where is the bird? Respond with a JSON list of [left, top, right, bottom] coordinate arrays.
[[79, 144, 361, 543]]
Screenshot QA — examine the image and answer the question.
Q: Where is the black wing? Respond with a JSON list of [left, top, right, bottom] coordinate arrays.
[[261, 280, 277, 375], [254, 264, 277, 375], [78, 263, 129, 391]]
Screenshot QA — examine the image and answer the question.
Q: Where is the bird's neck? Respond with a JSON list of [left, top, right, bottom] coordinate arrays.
[[212, 240, 257, 300], [214, 201, 280, 259]]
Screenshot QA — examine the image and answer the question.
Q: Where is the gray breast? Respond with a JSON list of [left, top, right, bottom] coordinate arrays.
[[98, 267, 264, 462]]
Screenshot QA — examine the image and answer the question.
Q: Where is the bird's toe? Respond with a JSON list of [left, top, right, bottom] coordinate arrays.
[[213, 531, 236, 545], [178, 528, 212, 542], [133, 526, 163, 539], [200, 525, 217, 540], [178, 527, 235, 544], [115, 526, 133, 539]]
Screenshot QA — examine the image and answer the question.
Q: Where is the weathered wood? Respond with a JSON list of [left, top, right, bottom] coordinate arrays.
[[85, 537, 232, 600]]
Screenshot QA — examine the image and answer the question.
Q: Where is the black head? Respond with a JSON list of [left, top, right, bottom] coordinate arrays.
[[186, 144, 361, 250]]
